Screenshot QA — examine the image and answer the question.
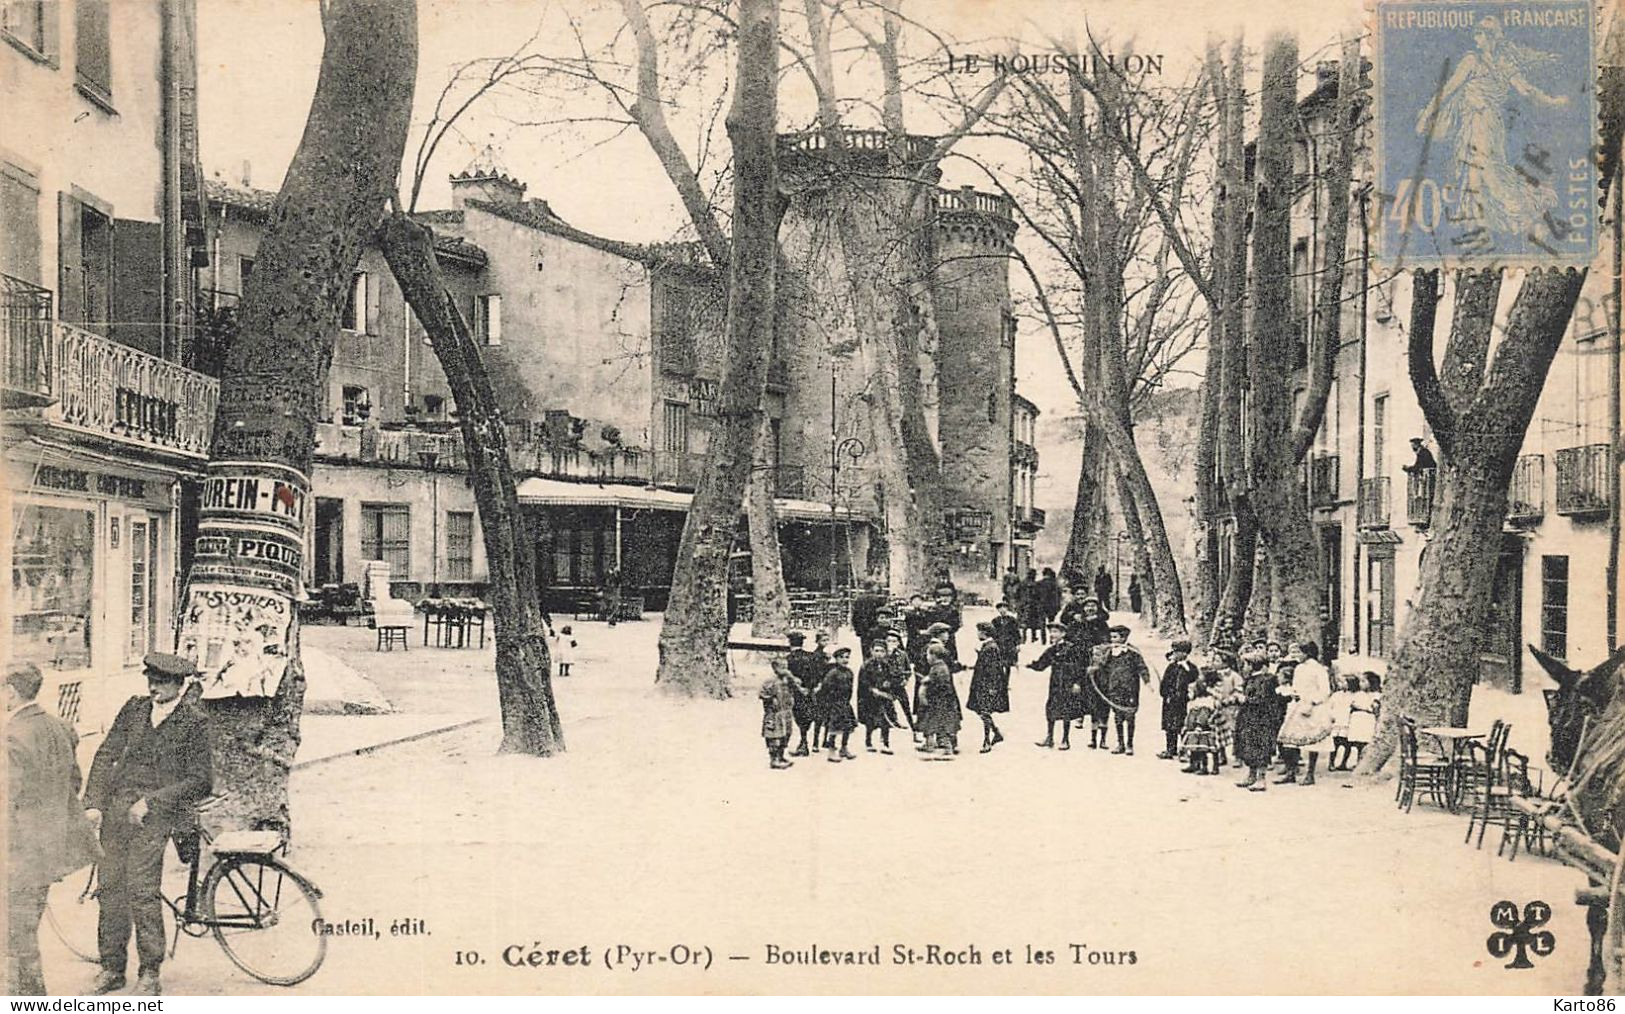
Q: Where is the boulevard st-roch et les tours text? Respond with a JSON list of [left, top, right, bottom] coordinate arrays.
[[430, 941, 1139, 974]]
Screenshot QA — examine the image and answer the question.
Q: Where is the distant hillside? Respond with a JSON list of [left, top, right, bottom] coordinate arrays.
[[1032, 386, 1201, 599]]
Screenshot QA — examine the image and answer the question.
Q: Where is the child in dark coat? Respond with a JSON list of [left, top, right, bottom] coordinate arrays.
[[857, 640, 902, 754], [965, 622, 1011, 753], [819, 646, 858, 762]]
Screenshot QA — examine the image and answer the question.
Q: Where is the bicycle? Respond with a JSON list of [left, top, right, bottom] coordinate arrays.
[[44, 824, 328, 987]]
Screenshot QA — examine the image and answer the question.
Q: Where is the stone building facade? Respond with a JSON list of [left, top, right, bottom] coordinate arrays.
[[2, 0, 216, 736]]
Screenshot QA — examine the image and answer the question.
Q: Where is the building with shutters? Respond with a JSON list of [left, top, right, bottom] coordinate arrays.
[[2, 0, 216, 735]]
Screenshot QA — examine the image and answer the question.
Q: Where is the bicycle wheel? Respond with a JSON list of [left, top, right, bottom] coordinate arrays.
[[202, 855, 326, 987], [43, 865, 100, 964]]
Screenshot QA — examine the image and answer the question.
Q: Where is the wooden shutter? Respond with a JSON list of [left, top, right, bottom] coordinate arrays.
[[0, 166, 41, 284], [56, 191, 83, 324], [112, 218, 164, 355]]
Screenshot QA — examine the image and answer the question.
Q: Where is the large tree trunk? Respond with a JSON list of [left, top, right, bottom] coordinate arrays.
[[379, 215, 563, 755], [1117, 466, 1155, 620], [1245, 541, 1274, 637], [1361, 267, 1584, 769], [1245, 34, 1322, 642], [1063, 423, 1110, 578], [654, 0, 781, 696], [748, 415, 791, 636], [177, 0, 416, 835]]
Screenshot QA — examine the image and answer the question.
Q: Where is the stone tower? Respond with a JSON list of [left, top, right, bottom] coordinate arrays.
[[931, 185, 1018, 595]]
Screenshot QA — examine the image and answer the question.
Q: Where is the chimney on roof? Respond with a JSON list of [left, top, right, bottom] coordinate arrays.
[[240, 160, 252, 188], [450, 142, 526, 209], [1316, 60, 1339, 85]]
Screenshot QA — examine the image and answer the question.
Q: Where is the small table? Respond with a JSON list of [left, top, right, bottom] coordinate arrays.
[[1420, 726, 1484, 811], [377, 625, 409, 651]]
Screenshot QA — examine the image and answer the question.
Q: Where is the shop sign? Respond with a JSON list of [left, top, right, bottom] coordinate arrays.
[[33, 464, 148, 501]]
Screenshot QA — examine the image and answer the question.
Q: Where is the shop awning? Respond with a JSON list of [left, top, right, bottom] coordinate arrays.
[[515, 477, 868, 522]]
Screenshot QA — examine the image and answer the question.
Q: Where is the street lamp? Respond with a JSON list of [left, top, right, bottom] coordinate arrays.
[[830, 436, 865, 603], [1113, 529, 1130, 611]]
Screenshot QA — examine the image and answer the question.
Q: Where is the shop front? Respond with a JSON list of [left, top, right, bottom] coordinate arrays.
[[4, 444, 189, 737]]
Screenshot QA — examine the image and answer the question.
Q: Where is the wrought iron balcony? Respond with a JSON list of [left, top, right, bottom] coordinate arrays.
[[2, 274, 54, 407], [1555, 443, 1613, 517], [1016, 505, 1046, 531], [2, 292, 219, 460], [1406, 468, 1436, 528], [1507, 453, 1545, 523], [1358, 476, 1391, 529], [1309, 453, 1340, 507]]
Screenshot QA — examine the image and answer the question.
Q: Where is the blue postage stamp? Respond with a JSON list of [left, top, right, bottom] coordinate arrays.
[[1375, 0, 1597, 266]]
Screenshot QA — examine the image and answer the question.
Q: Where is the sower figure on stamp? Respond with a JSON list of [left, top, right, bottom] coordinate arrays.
[[6, 662, 97, 996], [1093, 624, 1151, 756], [84, 653, 212, 996], [785, 631, 821, 757], [759, 658, 797, 770]]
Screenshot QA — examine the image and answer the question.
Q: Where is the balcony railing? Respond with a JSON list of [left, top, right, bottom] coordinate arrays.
[[1309, 453, 1340, 507], [315, 422, 654, 482], [1016, 505, 1046, 530], [1358, 476, 1391, 529], [4, 313, 219, 459], [1013, 440, 1039, 468], [1507, 454, 1545, 523], [1406, 468, 1436, 528], [1555, 443, 1614, 517], [654, 450, 705, 488], [2, 274, 55, 405]]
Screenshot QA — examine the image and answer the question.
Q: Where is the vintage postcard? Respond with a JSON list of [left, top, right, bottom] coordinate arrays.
[[3, 0, 1623, 999]]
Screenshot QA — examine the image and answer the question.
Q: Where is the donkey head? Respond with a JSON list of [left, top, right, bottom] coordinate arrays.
[[1532, 643, 1625, 774]]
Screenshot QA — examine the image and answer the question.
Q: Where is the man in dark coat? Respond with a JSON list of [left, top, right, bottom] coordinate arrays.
[[1038, 568, 1062, 623], [849, 582, 886, 657], [1000, 568, 1023, 615], [785, 632, 821, 756], [1093, 565, 1114, 610], [85, 653, 212, 996], [7, 662, 95, 995], [965, 622, 1011, 752], [1091, 625, 1151, 755], [1156, 640, 1200, 760], [1019, 569, 1045, 642], [926, 588, 963, 670]]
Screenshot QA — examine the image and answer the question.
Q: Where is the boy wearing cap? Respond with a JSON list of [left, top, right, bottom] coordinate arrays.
[[84, 653, 212, 996], [785, 632, 821, 756], [1091, 625, 1151, 755], [818, 647, 858, 761], [759, 659, 797, 770], [1157, 640, 1200, 759]]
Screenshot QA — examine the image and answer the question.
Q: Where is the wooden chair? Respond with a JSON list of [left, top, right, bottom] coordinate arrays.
[[1454, 719, 1508, 808], [1501, 716, 1592, 861], [1464, 740, 1523, 848], [1398, 716, 1453, 812]]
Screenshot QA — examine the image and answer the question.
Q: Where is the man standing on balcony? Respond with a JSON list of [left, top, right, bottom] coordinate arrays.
[[1403, 437, 1437, 475]]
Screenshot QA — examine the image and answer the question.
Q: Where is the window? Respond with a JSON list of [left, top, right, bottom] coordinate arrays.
[[359, 504, 411, 579], [0, 163, 40, 283], [475, 294, 502, 345], [1372, 394, 1388, 477], [341, 385, 370, 425], [58, 194, 112, 331], [663, 401, 688, 453], [445, 511, 474, 581], [127, 517, 155, 660], [11, 504, 94, 671], [342, 272, 368, 332], [422, 394, 444, 419], [238, 256, 255, 291], [74, 0, 110, 101], [1541, 555, 1569, 659], [3, 0, 55, 60]]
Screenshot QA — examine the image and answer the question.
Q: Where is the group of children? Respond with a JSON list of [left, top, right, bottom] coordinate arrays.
[[1168, 637, 1383, 785]]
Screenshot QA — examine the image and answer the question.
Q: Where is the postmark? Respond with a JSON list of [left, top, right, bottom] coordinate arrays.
[[1375, 0, 1598, 267]]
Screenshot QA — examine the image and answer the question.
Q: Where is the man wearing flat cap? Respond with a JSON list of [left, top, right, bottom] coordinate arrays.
[[83, 653, 212, 996]]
